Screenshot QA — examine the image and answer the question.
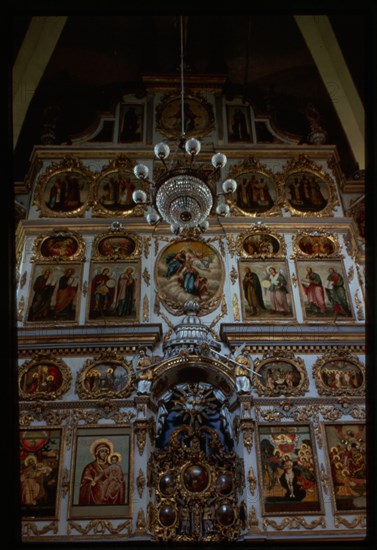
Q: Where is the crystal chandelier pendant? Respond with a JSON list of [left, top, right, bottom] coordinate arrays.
[[156, 173, 213, 228]]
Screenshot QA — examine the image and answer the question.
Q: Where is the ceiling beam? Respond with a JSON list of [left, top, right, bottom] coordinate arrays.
[[294, 15, 365, 170], [12, 16, 67, 149]]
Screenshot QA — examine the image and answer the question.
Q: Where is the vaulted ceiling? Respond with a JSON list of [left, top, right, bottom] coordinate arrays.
[[12, 14, 366, 183]]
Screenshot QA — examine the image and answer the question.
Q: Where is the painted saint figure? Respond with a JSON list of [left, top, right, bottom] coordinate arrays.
[[242, 267, 265, 315], [302, 266, 327, 314], [266, 266, 290, 314]]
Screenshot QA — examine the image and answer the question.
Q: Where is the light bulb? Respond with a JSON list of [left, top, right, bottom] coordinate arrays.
[[198, 220, 209, 232], [211, 152, 227, 169], [216, 202, 230, 216], [133, 164, 149, 180], [222, 178, 237, 194], [170, 223, 181, 235], [154, 142, 170, 159], [185, 138, 201, 156], [132, 189, 147, 204], [146, 209, 160, 225]]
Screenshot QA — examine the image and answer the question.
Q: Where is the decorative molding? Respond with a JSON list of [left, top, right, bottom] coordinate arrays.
[[247, 466, 257, 495], [320, 464, 329, 494], [67, 519, 132, 536], [134, 419, 149, 455], [263, 517, 326, 531], [22, 521, 58, 538], [232, 293, 240, 321], [240, 419, 254, 453], [136, 468, 146, 498], [334, 515, 366, 529], [230, 266, 238, 285], [143, 267, 151, 286], [143, 295, 149, 322]]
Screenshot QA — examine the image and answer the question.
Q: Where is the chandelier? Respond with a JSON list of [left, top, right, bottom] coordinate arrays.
[[132, 17, 237, 234]]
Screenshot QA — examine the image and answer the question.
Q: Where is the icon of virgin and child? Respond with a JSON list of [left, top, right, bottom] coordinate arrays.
[[164, 246, 214, 298]]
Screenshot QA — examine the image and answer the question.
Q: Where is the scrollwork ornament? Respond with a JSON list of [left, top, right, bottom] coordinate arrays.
[[17, 295, 25, 322], [143, 295, 149, 321], [143, 267, 151, 286], [248, 507, 259, 532], [247, 466, 257, 495], [230, 266, 238, 285], [143, 236, 151, 258], [136, 468, 146, 498], [334, 515, 366, 529], [263, 516, 326, 531], [226, 234, 235, 257], [22, 521, 58, 538], [20, 271, 27, 289], [233, 293, 240, 321], [320, 463, 329, 494], [67, 519, 132, 536], [354, 290, 364, 320], [62, 467, 70, 497], [240, 418, 254, 453], [134, 419, 149, 455]]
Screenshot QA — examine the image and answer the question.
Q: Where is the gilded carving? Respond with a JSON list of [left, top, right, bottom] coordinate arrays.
[[252, 351, 308, 396], [236, 224, 286, 259], [227, 157, 282, 217], [136, 508, 146, 533], [280, 154, 339, 217], [91, 229, 141, 260], [149, 425, 244, 542], [320, 464, 329, 494], [292, 230, 340, 258], [22, 521, 58, 538], [76, 350, 134, 399], [20, 271, 27, 289], [143, 236, 151, 258], [232, 293, 240, 321], [143, 294, 149, 322], [143, 267, 151, 286], [334, 515, 366, 529], [136, 468, 146, 498], [67, 519, 132, 536], [312, 350, 365, 396], [240, 419, 254, 453], [230, 266, 238, 285], [18, 354, 72, 401], [17, 295, 25, 322], [354, 290, 364, 320], [92, 155, 146, 217], [247, 466, 257, 495], [263, 517, 325, 530], [33, 156, 95, 218], [134, 419, 149, 455], [31, 230, 86, 262], [226, 234, 235, 258]]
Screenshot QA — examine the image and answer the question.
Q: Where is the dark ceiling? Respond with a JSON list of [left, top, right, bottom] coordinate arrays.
[[12, 14, 366, 181]]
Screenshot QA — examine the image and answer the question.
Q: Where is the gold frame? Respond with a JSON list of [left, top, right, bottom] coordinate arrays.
[[227, 156, 282, 217], [295, 258, 354, 321], [33, 156, 94, 218], [279, 155, 339, 217], [75, 350, 134, 399], [256, 423, 324, 516], [238, 259, 295, 321], [312, 350, 365, 396], [91, 229, 142, 261], [19, 426, 64, 520], [154, 238, 225, 317], [322, 422, 366, 514], [292, 230, 340, 258], [252, 351, 308, 396], [155, 91, 215, 139], [236, 224, 286, 259], [86, 259, 141, 323], [68, 424, 133, 519], [18, 353, 72, 401], [92, 155, 147, 217], [26, 262, 83, 325], [31, 230, 86, 262]]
